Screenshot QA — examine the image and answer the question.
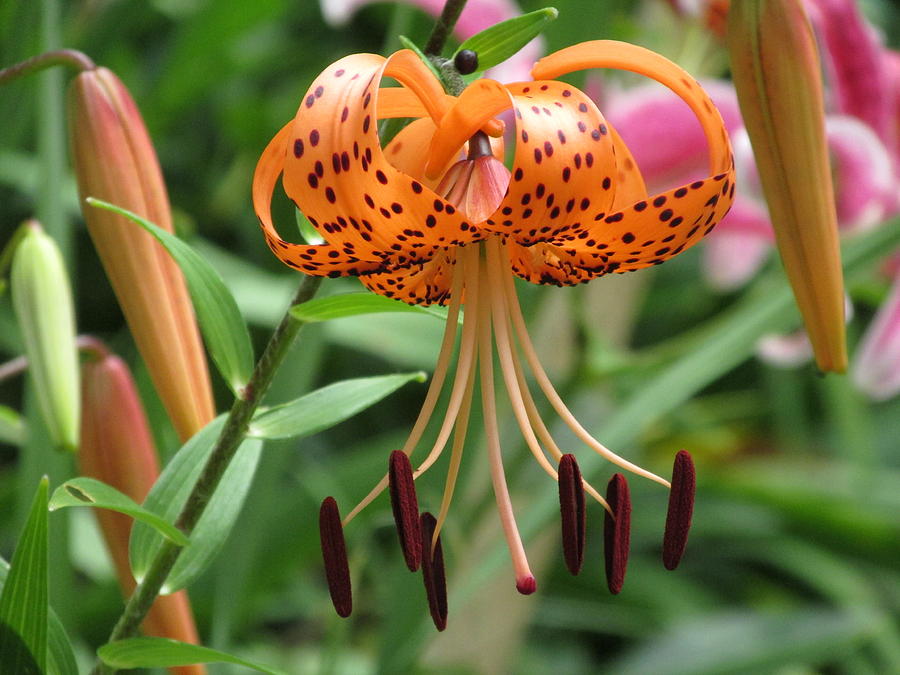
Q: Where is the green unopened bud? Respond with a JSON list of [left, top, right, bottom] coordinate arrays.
[[728, 0, 847, 372], [10, 220, 79, 451]]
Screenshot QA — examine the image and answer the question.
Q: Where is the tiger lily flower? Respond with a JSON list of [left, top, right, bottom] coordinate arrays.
[[253, 41, 732, 626]]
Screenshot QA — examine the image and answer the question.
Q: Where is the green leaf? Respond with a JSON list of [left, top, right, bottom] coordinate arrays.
[[48, 477, 189, 547], [0, 557, 78, 675], [0, 404, 25, 445], [249, 372, 426, 440], [86, 198, 255, 394], [397, 35, 442, 81], [291, 292, 452, 323], [0, 477, 48, 674], [294, 208, 324, 245], [130, 417, 263, 592], [454, 8, 558, 72], [98, 637, 289, 675]]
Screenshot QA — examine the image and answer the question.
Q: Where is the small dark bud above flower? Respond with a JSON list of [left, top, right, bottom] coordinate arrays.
[[454, 49, 479, 75], [603, 473, 631, 595], [420, 512, 448, 631], [319, 497, 352, 618], [663, 450, 696, 570], [389, 450, 423, 571], [558, 454, 586, 575]]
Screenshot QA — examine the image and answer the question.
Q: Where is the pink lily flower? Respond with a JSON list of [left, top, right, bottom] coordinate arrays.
[[317, 0, 543, 82]]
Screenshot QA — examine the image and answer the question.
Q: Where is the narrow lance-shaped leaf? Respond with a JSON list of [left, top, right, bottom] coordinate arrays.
[[249, 372, 426, 440], [98, 637, 289, 675], [129, 417, 262, 593], [49, 477, 189, 546], [728, 0, 847, 372], [87, 197, 255, 394], [454, 8, 559, 73], [291, 293, 452, 323], [0, 477, 48, 674]]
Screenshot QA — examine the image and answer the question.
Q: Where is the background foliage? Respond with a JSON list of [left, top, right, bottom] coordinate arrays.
[[1, 0, 899, 672]]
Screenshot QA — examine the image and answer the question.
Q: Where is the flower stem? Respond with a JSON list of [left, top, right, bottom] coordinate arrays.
[[0, 49, 95, 86], [92, 274, 322, 674], [423, 0, 469, 56]]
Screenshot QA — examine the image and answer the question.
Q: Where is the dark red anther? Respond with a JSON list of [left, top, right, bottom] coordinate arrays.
[[319, 497, 352, 617], [663, 450, 696, 570], [389, 450, 423, 571], [603, 473, 631, 595], [558, 453, 586, 575], [420, 512, 448, 631]]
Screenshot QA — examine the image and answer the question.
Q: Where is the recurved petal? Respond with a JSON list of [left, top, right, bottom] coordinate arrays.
[[279, 51, 482, 269], [853, 274, 900, 400], [360, 250, 457, 305]]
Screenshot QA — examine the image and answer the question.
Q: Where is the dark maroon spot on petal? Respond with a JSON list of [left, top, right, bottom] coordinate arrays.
[[580, 198, 590, 211], [557, 130, 567, 144], [319, 497, 352, 617], [389, 450, 422, 571], [363, 115, 371, 133], [420, 512, 448, 631], [521, 130, 529, 143], [663, 450, 695, 570], [653, 195, 667, 207], [534, 148, 543, 164], [434, 199, 444, 212], [591, 129, 601, 141], [674, 187, 688, 198], [690, 180, 704, 189], [335, 68, 345, 77], [391, 202, 403, 214], [514, 168, 524, 181], [363, 92, 371, 108], [325, 187, 336, 203], [659, 208, 673, 222], [544, 141, 554, 157], [602, 176, 611, 190], [411, 181, 423, 193], [341, 106, 349, 122], [585, 152, 594, 168], [305, 95, 315, 108], [562, 167, 571, 182], [445, 204, 456, 215], [599, 124, 608, 135], [376, 170, 388, 185], [558, 454, 586, 575], [516, 576, 537, 595], [604, 473, 631, 594], [293, 139, 304, 158], [341, 152, 350, 171], [332, 153, 341, 173], [307, 173, 319, 188], [536, 183, 546, 198], [425, 214, 437, 227], [578, 102, 588, 113], [310, 129, 320, 146], [634, 201, 647, 212], [314, 85, 324, 98], [563, 89, 572, 97], [622, 232, 635, 243], [531, 105, 540, 115], [577, 121, 587, 132]]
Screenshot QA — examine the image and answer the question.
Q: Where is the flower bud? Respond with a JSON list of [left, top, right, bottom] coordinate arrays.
[[10, 220, 79, 452], [728, 0, 847, 372], [67, 66, 214, 441], [80, 345, 205, 675]]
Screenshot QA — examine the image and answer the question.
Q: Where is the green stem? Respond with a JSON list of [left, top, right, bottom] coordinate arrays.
[[92, 275, 322, 674], [0, 48, 94, 86], [423, 0, 469, 56]]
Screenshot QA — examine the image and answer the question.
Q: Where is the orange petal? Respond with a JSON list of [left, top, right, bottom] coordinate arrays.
[[252, 120, 385, 277], [360, 251, 457, 306], [606, 119, 648, 209], [279, 52, 483, 269], [485, 81, 619, 244]]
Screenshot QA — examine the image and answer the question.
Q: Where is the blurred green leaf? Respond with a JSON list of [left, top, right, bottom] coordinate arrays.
[[610, 608, 880, 675], [87, 198, 255, 394], [397, 36, 443, 80], [98, 637, 289, 674], [130, 417, 263, 592], [0, 404, 25, 445], [294, 207, 324, 245], [49, 477, 189, 547], [248, 372, 426, 440], [291, 292, 451, 323], [454, 8, 558, 72], [0, 477, 48, 674]]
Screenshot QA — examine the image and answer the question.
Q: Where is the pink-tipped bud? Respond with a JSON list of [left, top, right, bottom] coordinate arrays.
[[663, 450, 696, 570], [79, 347, 204, 674], [435, 131, 511, 223], [68, 66, 214, 441], [319, 497, 352, 618], [419, 512, 448, 631], [558, 454, 586, 575], [388, 450, 422, 571], [603, 473, 631, 595]]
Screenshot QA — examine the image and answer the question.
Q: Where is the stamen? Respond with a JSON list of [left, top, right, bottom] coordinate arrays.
[[516, 576, 537, 595], [663, 450, 696, 570], [475, 247, 535, 590], [389, 450, 422, 571], [603, 473, 631, 595], [558, 454, 586, 575], [420, 512, 448, 631], [319, 497, 352, 617]]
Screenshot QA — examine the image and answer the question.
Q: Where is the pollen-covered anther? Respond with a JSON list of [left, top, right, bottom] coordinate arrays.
[[420, 512, 448, 631], [603, 473, 631, 595], [558, 453, 586, 575], [319, 497, 352, 618], [663, 450, 696, 570], [388, 450, 423, 571]]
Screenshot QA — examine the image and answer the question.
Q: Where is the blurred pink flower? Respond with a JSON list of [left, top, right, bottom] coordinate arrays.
[[318, 0, 543, 82]]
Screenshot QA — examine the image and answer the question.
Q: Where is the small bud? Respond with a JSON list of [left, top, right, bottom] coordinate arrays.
[[67, 67, 214, 441], [454, 49, 479, 75], [558, 454, 586, 575], [603, 473, 631, 595], [10, 221, 79, 452], [420, 512, 448, 631], [388, 450, 422, 571], [80, 346, 205, 674], [728, 0, 847, 373], [319, 497, 352, 618], [663, 450, 696, 570]]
